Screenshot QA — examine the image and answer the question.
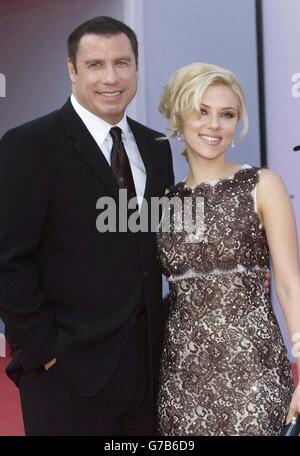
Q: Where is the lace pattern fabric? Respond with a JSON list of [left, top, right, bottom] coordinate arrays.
[[157, 166, 294, 436]]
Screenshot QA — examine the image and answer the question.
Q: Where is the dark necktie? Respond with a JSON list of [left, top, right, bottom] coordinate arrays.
[[110, 127, 137, 200]]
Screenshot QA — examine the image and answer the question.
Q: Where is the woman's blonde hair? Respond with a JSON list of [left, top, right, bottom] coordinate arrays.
[[159, 62, 248, 149]]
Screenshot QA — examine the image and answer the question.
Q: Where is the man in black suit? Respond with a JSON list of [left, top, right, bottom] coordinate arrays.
[[0, 16, 174, 435]]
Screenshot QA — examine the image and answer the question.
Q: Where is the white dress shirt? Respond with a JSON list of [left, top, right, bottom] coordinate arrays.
[[70, 95, 146, 207]]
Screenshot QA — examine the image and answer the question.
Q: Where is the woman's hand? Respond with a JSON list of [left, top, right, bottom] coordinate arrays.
[[286, 382, 300, 423], [44, 357, 56, 371], [264, 270, 270, 293]]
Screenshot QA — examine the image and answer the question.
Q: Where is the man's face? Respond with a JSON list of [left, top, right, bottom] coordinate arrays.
[[68, 33, 138, 124]]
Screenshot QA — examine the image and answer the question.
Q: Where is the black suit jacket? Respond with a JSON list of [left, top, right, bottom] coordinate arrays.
[[0, 99, 174, 396]]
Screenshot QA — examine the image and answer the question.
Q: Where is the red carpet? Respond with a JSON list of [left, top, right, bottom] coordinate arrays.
[[0, 357, 298, 436], [0, 356, 24, 436], [292, 363, 298, 385]]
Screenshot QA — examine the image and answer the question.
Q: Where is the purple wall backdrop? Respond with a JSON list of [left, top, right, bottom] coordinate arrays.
[[263, 0, 300, 357]]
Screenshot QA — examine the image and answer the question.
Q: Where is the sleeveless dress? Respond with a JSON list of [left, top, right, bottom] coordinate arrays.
[[157, 165, 294, 436]]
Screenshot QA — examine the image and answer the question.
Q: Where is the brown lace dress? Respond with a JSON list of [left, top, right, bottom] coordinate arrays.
[[157, 165, 294, 436]]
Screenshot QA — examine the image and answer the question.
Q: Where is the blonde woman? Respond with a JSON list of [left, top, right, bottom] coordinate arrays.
[[157, 63, 300, 435]]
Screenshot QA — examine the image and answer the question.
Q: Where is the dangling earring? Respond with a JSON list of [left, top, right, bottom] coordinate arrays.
[[231, 137, 236, 148], [177, 132, 184, 142]]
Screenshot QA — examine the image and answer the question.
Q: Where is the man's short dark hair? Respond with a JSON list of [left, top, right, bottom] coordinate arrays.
[[67, 16, 138, 70]]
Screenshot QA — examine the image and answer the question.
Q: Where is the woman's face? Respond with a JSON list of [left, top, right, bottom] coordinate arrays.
[[182, 84, 240, 161]]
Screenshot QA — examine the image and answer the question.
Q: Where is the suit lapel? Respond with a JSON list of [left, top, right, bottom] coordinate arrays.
[[59, 99, 119, 199], [59, 100, 160, 203]]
